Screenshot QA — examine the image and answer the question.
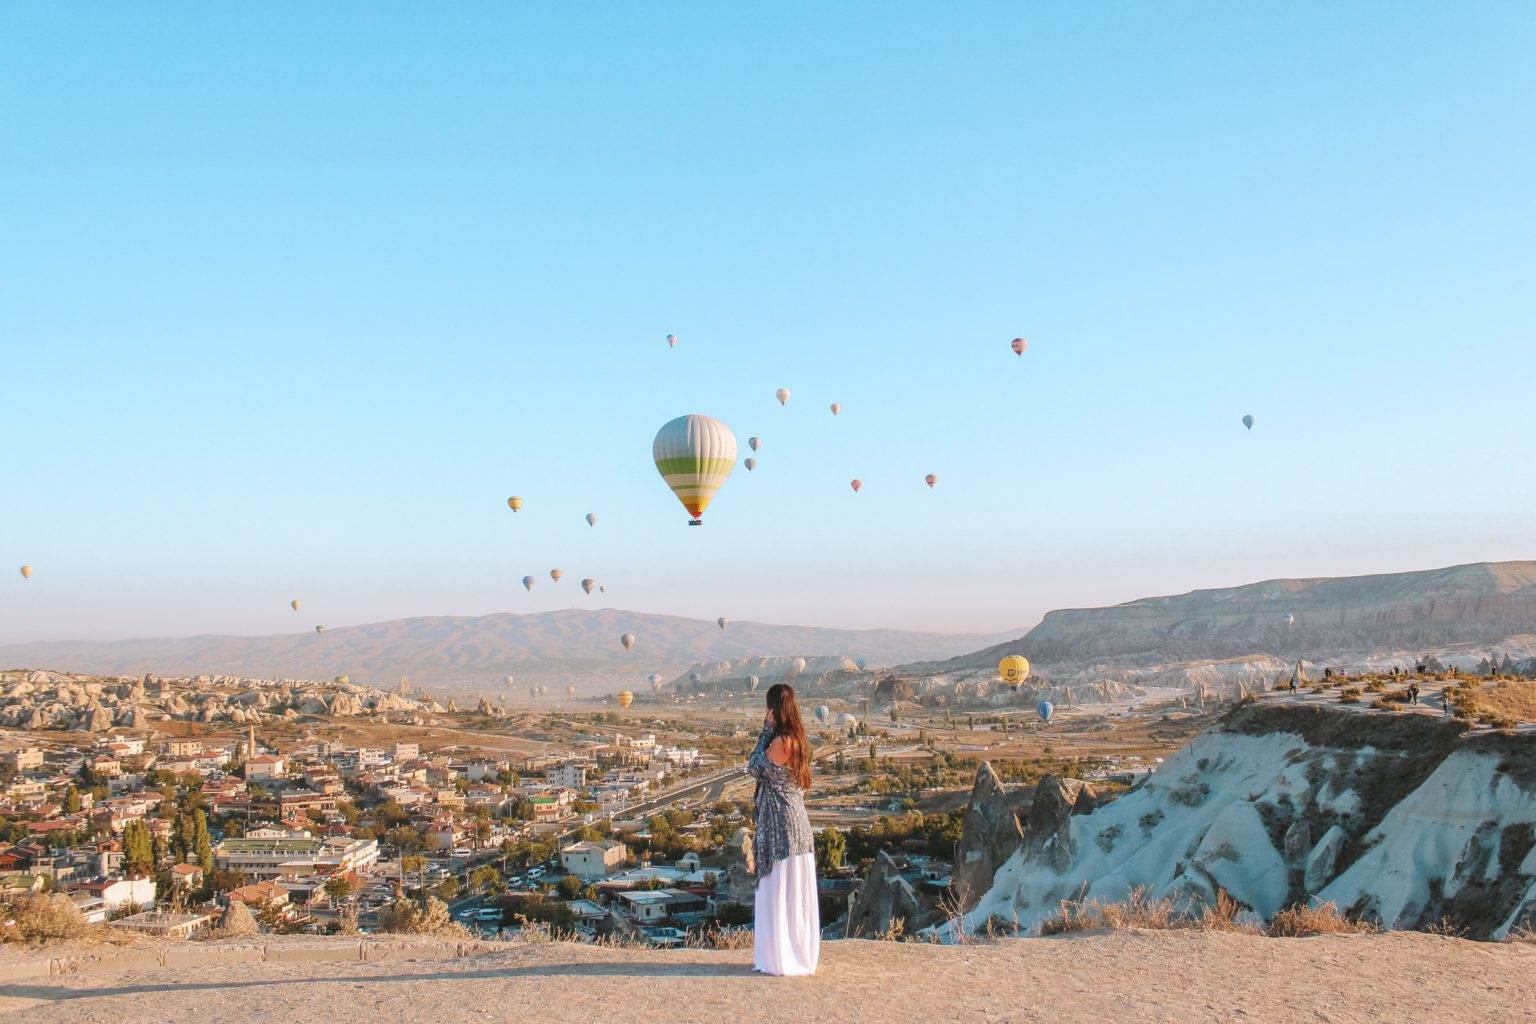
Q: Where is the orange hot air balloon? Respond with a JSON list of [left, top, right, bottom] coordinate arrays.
[[550, 569, 563, 582], [617, 690, 634, 708], [924, 474, 937, 488], [19, 565, 34, 580], [1011, 338, 1027, 356], [507, 496, 523, 512], [850, 479, 862, 492]]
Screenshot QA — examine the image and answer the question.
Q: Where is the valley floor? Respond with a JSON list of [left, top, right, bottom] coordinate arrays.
[[3, 931, 1532, 1024]]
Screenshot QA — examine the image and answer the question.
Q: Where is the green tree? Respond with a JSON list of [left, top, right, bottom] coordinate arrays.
[[122, 819, 155, 876], [192, 810, 214, 874], [556, 874, 583, 900], [815, 827, 846, 874], [62, 785, 82, 814]]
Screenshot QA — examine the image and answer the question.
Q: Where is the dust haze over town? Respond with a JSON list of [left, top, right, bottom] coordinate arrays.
[[4, 4, 1536, 1023]]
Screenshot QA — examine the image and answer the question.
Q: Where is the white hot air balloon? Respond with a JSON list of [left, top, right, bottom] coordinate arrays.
[[748, 436, 761, 452], [748, 674, 761, 691], [829, 402, 840, 416], [599, 585, 607, 594], [775, 388, 790, 406], [649, 673, 664, 694], [717, 616, 729, 631], [314, 625, 325, 634], [522, 575, 535, 591], [790, 657, 807, 675], [745, 457, 757, 471], [835, 712, 858, 730], [652, 414, 738, 526], [666, 333, 678, 348], [585, 512, 598, 527], [506, 675, 516, 689], [290, 600, 300, 612], [814, 705, 829, 723], [620, 633, 636, 651], [1286, 613, 1296, 627], [924, 473, 937, 488]]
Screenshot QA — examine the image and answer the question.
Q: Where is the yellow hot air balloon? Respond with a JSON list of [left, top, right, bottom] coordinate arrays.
[[19, 565, 33, 580], [999, 655, 1030, 687], [507, 496, 523, 512], [290, 600, 300, 612], [617, 690, 635, 708], [652, 414, 738, 525]]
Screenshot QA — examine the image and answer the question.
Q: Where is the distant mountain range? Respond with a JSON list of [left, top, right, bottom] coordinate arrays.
[[0, 609, 1020, 695], [917, 561, 1536, 682]]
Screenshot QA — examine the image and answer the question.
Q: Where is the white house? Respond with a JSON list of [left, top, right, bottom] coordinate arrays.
[[560, 840, 628, 880]]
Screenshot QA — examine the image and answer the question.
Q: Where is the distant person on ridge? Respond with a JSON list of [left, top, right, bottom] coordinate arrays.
[[746, 682, 820, 976]]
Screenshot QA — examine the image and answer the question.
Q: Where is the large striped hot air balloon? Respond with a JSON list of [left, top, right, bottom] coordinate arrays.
[[652, 414, 738, 526]]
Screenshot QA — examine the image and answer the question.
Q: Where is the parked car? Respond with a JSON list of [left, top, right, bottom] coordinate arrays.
[[474, 907, 502, 923]]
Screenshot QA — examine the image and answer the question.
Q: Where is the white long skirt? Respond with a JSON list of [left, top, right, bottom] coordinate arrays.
[[753, 851, 820, 977]]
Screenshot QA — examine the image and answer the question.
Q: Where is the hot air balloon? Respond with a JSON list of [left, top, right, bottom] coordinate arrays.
[[585, 512, 598, 527], [505, 675, 516, 689], [854, 658, 867, 670], [1011, 337, 1027, 356], [522, 576, 535, 591], [550, 569, 563, 582], [1242, 415, 1254, 430], [566, 684, 577, 697], [814, 705, 829, 723], [748, 436, 761, 452], [924, 474, 937, 488], [581, 578, 596, 594], [290, 600, 300, 612], [999, 655, 1030, 687], [617, 690, 634, 709], [620, 633, 636, 651], [717, 617, 729, 631], [507, 496, 523, 512], [850, 479, 861, 493], [829, 402, 840, 415], [314, 625, 325, 634], [745, 458, 757, 471], [775, 388, 790, 406], [599, 585, 607, 594], [1037, 701, 1055, 723], [666, 333, 678, 348], [652, 414, 738, 525], [18, 566, 32, 580], [790, 658, 807, 675], [835, 712, 858, 730], [748, 674, 761, 691], [1286, 613, 1296, 627]]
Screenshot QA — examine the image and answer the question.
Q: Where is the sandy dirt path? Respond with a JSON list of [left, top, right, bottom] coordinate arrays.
[[3, 931, 1532, 1024]]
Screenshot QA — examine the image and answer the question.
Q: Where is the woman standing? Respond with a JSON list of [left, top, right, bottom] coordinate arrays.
[[746, 682, 820, 976]]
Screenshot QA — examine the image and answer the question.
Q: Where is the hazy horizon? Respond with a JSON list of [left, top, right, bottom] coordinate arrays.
[[6, 5, 1535, 645]]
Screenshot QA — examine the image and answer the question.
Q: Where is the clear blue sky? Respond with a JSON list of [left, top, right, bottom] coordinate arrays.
[[4, 3, 1534, 643]]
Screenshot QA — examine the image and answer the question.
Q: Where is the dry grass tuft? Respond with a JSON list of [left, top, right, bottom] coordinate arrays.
[[1, 893, 130, 946], [686, 927, 753, 951], [1040, 889, 1180, 935], [1266, 902, 1375, 938], [1194, 890, 1259, 933]]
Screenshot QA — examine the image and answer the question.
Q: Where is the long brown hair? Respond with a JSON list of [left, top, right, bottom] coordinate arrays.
[[765, 683, 812, 789]]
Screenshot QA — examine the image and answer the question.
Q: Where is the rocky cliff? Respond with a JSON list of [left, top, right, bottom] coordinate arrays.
[[950, 700, 1536, 940], [908, 561, 1536, 694]]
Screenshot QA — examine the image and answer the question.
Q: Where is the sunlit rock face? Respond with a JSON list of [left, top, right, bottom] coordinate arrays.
[[948, 702, 1536, 941]]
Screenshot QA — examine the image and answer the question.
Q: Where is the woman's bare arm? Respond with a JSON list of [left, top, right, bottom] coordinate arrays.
[[767, 736, 793, 766]]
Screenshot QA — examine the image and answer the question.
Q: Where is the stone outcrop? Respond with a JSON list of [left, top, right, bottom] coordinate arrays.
[[719, 827, 756, 907], [954, 762, 1030, 909], [218, 898, 260, 936], [846, 850, 924, 939]]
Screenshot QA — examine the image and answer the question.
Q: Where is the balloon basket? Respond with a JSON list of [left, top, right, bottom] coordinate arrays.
[[688, 518, 702, 526]]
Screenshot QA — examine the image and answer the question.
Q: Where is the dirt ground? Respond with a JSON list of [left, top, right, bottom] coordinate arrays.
[[3, 930, 1532, 1024]]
